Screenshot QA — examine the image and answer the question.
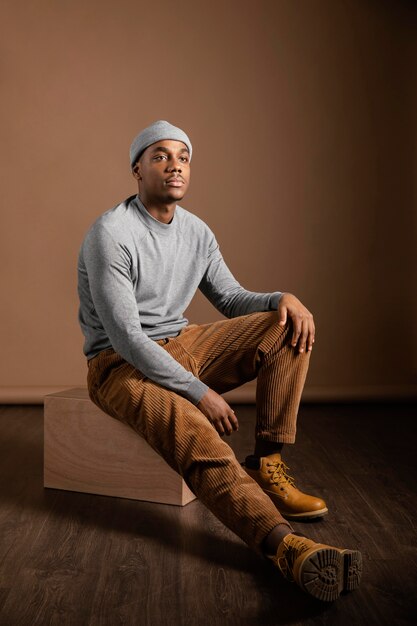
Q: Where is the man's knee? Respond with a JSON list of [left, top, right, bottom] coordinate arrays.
[[255, 313, 293, 359]]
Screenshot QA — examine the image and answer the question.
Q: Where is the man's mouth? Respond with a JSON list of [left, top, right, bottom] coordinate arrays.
[[165, 177, 184, 187]]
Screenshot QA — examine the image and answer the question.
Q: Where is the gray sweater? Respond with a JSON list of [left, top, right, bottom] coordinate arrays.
[[77, 194, 282, 405]]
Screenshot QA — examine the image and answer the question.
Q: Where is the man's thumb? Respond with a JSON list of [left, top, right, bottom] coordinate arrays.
[[278, 306, 287, 326]]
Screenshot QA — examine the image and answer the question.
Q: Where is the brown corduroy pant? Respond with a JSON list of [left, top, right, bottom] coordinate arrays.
[[87, 311, 310, 554]]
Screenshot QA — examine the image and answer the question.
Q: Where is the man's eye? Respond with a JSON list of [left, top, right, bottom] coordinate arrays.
[[154, 155, 167, 161], [180, 157, 189, 163]]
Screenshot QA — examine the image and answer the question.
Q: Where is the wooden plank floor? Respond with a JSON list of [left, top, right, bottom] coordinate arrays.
[[0, 402, 416, 625]]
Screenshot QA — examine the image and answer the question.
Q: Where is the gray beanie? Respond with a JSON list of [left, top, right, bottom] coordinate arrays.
[[129, 120, 192, 168]]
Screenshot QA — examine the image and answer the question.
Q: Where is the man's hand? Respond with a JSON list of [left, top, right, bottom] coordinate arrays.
[[278, 293, 315, 353], [197, 388, 239, 437]]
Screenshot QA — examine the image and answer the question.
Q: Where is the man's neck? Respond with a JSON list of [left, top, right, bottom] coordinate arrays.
[[138, 194, 175, 224]]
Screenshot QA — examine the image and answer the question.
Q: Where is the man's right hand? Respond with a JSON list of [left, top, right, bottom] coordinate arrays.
[[197, 388, 239, 437]]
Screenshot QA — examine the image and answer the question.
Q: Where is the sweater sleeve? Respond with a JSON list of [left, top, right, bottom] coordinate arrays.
[[82, 226, 209, 405], [198, 230, 283, 317]]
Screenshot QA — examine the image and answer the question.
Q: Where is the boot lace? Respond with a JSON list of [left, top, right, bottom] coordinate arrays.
[[276, 535, 312, 581], [266, 460, 296, 488]]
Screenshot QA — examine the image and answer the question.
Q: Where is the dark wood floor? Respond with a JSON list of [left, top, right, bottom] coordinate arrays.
[[0, 402, 416, 626]]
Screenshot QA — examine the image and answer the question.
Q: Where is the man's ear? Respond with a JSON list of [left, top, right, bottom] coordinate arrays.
[[132, 162, 142, 180]]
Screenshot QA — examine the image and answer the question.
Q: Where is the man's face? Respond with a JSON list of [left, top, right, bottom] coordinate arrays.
[[133, 139, 191, 204]]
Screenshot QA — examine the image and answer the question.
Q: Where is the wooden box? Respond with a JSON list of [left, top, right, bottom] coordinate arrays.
[[44, 388, 196, 506]]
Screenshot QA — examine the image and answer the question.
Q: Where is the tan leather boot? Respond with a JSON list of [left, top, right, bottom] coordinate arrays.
[[242, 453, 328, 519], [268, 533, 362, 602]]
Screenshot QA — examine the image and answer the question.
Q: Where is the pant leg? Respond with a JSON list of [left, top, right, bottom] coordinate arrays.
[[173, 311, 310, 444], [87, 346, 288, 555]]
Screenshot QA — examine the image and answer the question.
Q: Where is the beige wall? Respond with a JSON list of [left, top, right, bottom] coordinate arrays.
[[1, 0, 416, 402]]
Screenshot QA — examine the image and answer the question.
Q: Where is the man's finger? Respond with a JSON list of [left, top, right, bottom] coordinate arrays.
[[298, 321, 309, 353], [278, 305, 287, 326], [291, 316, 302, 347], [217, 424, 225, 436], [229, 410, 239, 431], [307, 319, 316, 351], [222, 416, 234, 436], [225, 410, 239, 434]]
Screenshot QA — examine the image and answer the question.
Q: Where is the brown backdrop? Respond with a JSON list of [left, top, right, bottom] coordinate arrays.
[[1, 0, 416, 402]]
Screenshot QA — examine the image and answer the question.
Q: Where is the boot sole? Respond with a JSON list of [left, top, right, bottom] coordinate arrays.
[[280, 507, 329, 520], [295, 546, 362, 602]]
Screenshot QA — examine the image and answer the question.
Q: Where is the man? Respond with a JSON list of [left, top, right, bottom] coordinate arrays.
[[77, 120, 362, 602]]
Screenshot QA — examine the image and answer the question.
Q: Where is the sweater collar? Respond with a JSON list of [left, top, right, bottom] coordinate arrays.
[[132, 195, 178, 235]]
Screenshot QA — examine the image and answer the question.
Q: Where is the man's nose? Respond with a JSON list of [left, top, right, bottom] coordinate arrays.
[[167, 159, 182, 172]]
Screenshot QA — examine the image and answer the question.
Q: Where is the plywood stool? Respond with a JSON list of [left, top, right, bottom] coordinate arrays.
[[44, 387, 196, 506]]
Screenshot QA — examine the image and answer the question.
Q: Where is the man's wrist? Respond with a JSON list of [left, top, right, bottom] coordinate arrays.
[[186, 378, 210, 405], [270, 292, 284, 310]]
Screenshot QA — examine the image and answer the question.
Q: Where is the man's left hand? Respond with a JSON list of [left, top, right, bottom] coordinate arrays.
[[277, 293, 315, 353]]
